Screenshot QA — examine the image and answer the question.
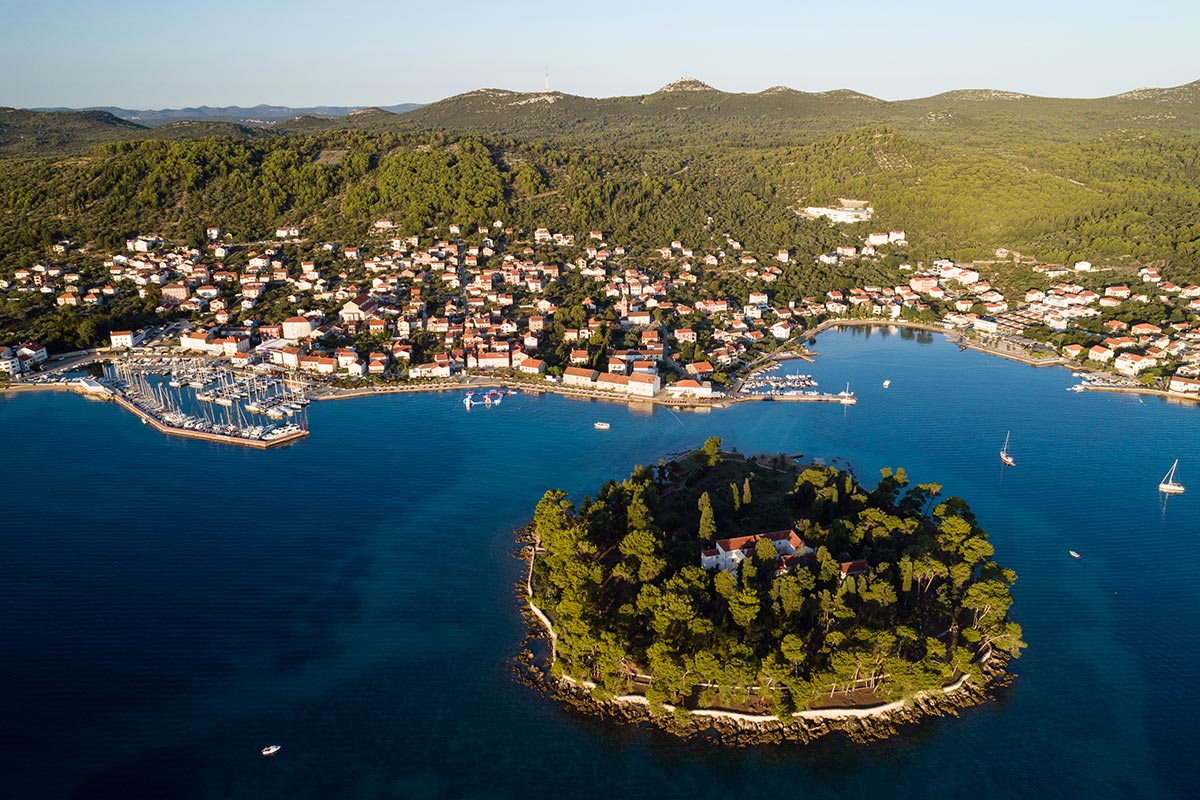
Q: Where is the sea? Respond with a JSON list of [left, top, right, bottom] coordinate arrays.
[[1, 325, 1197, 799]]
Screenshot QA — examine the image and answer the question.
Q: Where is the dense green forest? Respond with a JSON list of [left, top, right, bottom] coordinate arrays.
[[3, 123, 1200, 274], [528, 445, 1024, 716]]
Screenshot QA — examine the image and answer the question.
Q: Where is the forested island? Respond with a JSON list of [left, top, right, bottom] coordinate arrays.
[[520, 439, 1025, 743]]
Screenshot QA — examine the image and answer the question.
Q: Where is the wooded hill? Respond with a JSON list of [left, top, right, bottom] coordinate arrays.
[[527, 444, 1024, 715], [3, 76, 1200, 304]]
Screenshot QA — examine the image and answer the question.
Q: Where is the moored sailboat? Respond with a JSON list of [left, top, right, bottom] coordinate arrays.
[[1000, 432, 1015, 467], [1158, 459, 1185, 494]]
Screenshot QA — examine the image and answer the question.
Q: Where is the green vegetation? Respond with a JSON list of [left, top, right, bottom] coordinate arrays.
[[529, 447, 1023, 716], [5, 81, 1200, 349]]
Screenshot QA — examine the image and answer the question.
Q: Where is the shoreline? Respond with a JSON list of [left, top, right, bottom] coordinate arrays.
[[519, 595, 1008, 744], [7, 321, 1194, 426]]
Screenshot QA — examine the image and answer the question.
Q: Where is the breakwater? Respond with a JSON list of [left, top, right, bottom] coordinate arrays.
[[112, 392, 308, 449]]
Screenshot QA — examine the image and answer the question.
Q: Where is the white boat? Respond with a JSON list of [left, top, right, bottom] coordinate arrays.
[[882, 379, 891, 389], [1000, 432, 1016, 467], [261, 745, 281, 757], [1069, 551, 1081, 559], [1158, 459, 1185, 494], [838, 383, 857, 405], [594, 421, 610, 430]]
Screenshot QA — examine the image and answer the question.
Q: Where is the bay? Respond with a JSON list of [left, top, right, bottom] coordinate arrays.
[[1, 325, 1197, 799]]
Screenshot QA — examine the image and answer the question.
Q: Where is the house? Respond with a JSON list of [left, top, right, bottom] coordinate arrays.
[[109, 330, 145, 349], [700, 529, 813, 575], [839, 560, 869, 580], [410, 362, 451, 378], [1114, 352, 1154, 376], [162, 283, 189, 302], [625, 372, 661, 398], [1062, 343, 1086, 359], [686, 361, 714, 378], [282, 316, 314, 341], [674, 327, 697, 343], [518, 358, 546, 375], [1088, 345, 1114, 363], [666, 379, 714, 398], [563, 367, 599, 388], [0, 347, 22, 375], [769, 321, 794, 340], [180, 331, 212, 352], [1169, 375, 1200, 394]]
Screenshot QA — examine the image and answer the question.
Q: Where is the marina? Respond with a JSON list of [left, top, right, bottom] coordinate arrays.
[[103, 359, 309, 448]]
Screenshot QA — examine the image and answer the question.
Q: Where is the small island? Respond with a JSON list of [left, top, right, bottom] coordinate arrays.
[[518, 438, 1025, 743]]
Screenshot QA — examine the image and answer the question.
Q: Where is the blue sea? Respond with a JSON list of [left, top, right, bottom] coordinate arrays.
[[2, 325, 1198, 799]]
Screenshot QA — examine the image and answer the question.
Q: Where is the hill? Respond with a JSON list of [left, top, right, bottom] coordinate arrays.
[[28, 102, 424, 127], [0, 107, 146, 156], [394, 77, 1200, 144]]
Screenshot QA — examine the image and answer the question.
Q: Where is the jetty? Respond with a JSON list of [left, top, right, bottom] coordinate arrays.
[[113, 391, 308, 449]]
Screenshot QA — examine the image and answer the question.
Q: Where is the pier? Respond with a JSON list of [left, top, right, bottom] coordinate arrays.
[[112, 391, 308, 449]]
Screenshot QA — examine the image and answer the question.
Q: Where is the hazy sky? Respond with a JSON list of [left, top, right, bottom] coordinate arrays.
[[2, 0, 1197, 108]]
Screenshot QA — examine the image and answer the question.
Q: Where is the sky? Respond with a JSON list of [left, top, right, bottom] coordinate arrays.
[[2, 0, 1198, 108]]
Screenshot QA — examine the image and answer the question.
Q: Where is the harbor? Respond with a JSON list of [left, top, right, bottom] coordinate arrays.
[[102, 358, 310, 448]]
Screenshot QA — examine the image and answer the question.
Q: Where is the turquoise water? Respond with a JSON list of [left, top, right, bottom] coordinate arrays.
[[2, 325, 1197, 799]]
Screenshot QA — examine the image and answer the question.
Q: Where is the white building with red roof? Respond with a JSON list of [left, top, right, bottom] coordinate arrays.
[[700, 529, 813, 575]]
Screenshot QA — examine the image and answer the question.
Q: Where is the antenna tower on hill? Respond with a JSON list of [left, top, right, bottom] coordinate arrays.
[[545, 66, 550, 93]]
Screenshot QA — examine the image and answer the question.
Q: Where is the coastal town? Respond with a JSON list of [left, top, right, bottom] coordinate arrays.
[[4, 206, 1200, 445]]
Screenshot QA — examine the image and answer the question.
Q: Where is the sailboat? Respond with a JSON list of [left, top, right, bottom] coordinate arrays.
[[1158, 459, 1185, 494], [838, 383, 857, 405], [999, 432, 1015, 467]]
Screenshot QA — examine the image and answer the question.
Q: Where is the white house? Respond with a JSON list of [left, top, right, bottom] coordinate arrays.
[[700, 529, 813, 575], [282, 316, 314, 341], [109, 330, 144, 349], [666, 379, 714, 398]]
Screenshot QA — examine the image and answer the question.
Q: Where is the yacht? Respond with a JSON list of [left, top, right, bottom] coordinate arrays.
[[1069, 551, 1081, 559], [593, 421, 611, 430], [1159, 459, 1185, 494], [1000, 432, 1015, 467], [261, 745, 281, 757], [838, 383, 857, 405], [882, 379, 891, 389]]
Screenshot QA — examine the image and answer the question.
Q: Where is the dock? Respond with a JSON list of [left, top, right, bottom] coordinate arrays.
[[112, 392, 308, 449]]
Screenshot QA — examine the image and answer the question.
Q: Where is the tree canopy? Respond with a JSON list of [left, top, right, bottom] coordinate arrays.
[[528, 449, 1024, 716]]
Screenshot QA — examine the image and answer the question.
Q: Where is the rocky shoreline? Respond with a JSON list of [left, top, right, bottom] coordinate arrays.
[[514, 625, 1013, 745], [513, 554, 1014, 746]]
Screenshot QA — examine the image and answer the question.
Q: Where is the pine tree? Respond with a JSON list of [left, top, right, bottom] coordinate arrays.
[[698, 491, 716, 541]]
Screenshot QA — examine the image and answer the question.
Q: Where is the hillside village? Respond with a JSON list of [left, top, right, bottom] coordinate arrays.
[[4, 218, 1200, 400]]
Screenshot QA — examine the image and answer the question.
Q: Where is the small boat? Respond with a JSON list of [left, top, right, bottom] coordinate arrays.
[[1069, 551, 1081, 559], [1158, 459, 1185, 494], [882, 379, 891, 389], [594, 422, 611, 430], [1000, 431, 1015, 467], [261, 745, 281, 757]]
